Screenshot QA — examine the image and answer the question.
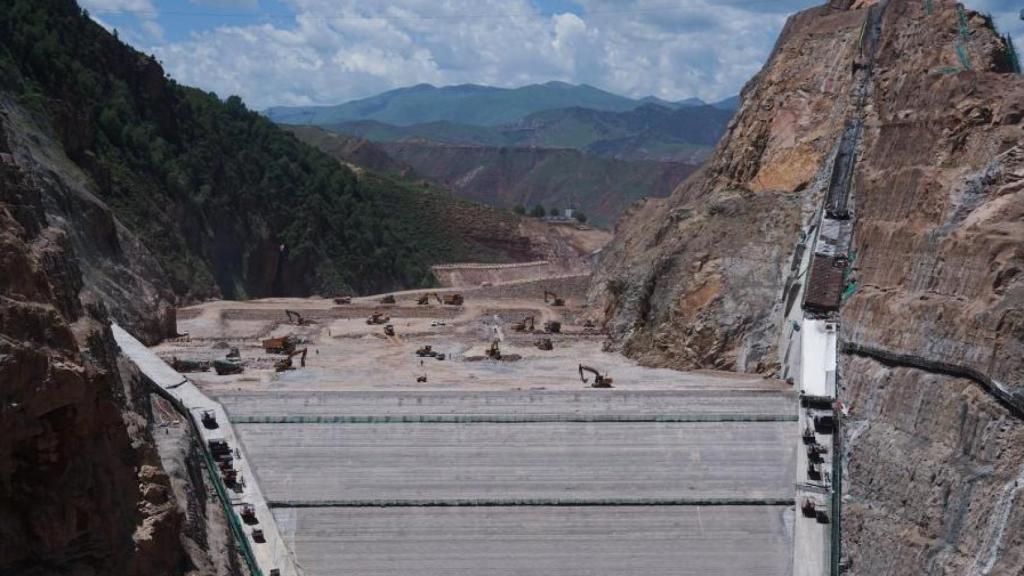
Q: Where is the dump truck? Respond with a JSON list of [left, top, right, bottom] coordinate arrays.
[[251, 529, 265, 544], [366, 312, 390, 325], [274, 348, 307, 372], [262, 336, 296, 354], [544, 290, 565, 306], [579, 364, 613, 388], [240, 504, 258, 525], [333, 296, 351, 305], [543, 321, 561, 334], [512, 316, 535, 332], [434, 293, 464, 306]]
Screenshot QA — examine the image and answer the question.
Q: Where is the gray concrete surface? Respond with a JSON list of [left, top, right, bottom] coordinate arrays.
[[273, 505, 794, 576], [237, 421, 796, 503], [216, 389, 798, 420]]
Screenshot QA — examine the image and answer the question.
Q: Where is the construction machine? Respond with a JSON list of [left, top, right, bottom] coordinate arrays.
[[416, 293, 431, 305], [416, 374, 428, 383], [274, 348, 307, 372], [380, 294, 396, 305], [512, 316, 535, 332], [262, 336, 296, 354], [366, 312, 390, 325], [285, 309, 312, 326], [543, 321, 561, 334], [171, 357, 209, 373], [213, 358, 243, 375], [251, 529, 266, 544], [535, 337, 553, 351], [416, 345, 437, 357], [333, 296, 351, 305], [579, 364, 613, 388], [201, 410, 218, 429], [485, 339, 502, 360], [240, 504, 258, 525], [543, 290, 565, 306], [384, 324, 396, 337], [802, 425, 816, 444], [434, 292, 464, 306]]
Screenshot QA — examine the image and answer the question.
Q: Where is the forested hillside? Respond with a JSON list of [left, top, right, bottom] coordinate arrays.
[[0, 0, 533, 300]]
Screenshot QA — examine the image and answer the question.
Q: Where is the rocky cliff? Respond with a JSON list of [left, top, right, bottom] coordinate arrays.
[[590, 0, 1023, 574]]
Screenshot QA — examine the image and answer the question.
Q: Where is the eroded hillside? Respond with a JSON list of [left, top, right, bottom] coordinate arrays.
[[590, 0, 1023, 574]]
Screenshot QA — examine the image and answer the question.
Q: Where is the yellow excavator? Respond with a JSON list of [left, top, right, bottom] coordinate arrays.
[[274, 348, 307, 372], [579, 364, 613, 388], [512, 315, 535, 332], [544, 290, 565, 307]]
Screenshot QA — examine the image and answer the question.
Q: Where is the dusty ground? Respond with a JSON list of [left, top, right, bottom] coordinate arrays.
[[158, 292, 787, 395]]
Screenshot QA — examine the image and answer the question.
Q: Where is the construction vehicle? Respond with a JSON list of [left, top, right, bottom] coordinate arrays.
[[333, 296, 351, 305], [285, 309, 312, 326], [213, 358, 243, 375], [814, 413, 835, 434], [435, 292, 464, 306], [201, 410, 218, 429], [808, 461, 823, 481], [535, 338, 553, 351], [416, 375, 428, 383], [380, 294, 396, 305], [512, 316, 535, 332], [801, 497, 819, 518], [208, 439, 230, 456], [544, 290, 565, 306], [251, 529, 266, 544], [384, 324, 396, 337], [486, 340, 502, 360], [583, 319, 595, 330], [543, 321, 561, 334], [171, 357, 209, 373], [807, 443, 827, 463], [262, 336, 296, 354], [366, 312, 390, 325], [802, 425, 816, 444], [240, 504, 258, 525], [274, 348, 307, 372], [578, 364, 613, 388], [416, 345, 437, 357], [416, 293, 430, 305]]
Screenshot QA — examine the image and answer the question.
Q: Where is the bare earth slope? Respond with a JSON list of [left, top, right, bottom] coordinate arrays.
[[590, 1, 1023, 574]]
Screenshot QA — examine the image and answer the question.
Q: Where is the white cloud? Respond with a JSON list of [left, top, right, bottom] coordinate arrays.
[[147, 0, 816, 110], [80, 0, 164, 40]]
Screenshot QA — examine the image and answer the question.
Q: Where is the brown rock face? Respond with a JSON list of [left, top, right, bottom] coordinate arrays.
[[591, 0, 1023, 573]]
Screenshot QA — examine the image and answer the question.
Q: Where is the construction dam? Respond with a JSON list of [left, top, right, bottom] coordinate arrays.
[[136, 280, 810, 576]]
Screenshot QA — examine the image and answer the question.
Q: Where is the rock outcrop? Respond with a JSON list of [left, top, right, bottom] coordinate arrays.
[[591, 0, 1023, 573]]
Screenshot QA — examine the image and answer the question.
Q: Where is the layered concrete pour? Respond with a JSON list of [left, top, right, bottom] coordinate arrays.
[[155, 297, 801, 575]]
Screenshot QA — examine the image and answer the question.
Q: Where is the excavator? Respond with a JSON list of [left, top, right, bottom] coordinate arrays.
[[383, 324, 396, 337], [579, 364, 613, 388], [435, 293, 464, 306], [416, 293, 431, 305], [535, 337, 553, 351], [285, 310, 312, 326], [380, 294, 396, 305], [485, 339, 502, 360], [274, 348, 307, 372], [512, 316, 535, 332], [543, 320, 561, 334], [543, 290, 565, 307], [366, 312, 390, 325]]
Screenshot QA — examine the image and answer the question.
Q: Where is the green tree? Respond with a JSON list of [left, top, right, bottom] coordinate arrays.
[[549, 207, 560, 217], [574, 211, 587, 224], [530, 204, 546, 218], [512, 204, 526, 215]]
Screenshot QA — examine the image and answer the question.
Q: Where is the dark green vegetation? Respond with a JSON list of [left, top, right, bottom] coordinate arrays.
[[0, 0, 535, 299], [323, 103, 732, 163]]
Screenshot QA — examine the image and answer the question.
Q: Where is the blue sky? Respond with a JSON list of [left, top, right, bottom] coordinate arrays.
[[81, 0, 1024, 110]]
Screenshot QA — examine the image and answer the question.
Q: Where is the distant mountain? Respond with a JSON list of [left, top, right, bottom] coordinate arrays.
[[323, 103, 733, 163], [710, 95, 741, 111], [265, 81, 645, 127]]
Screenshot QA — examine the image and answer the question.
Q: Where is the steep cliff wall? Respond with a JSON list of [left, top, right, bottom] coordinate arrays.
[[591, 0, 1023, 573]]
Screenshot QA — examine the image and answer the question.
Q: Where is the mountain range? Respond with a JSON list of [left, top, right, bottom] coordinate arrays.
[[264, 81, 738, 127]]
